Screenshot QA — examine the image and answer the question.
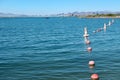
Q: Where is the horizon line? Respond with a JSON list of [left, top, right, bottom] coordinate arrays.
[[0, 10, 120, 16]]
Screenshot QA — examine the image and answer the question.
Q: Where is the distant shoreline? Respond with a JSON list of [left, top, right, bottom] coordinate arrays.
[[84, 14, 120, 18], [0, 16, 120, 18], [84, 16, 120, 18], [1, 11, 120, 18]]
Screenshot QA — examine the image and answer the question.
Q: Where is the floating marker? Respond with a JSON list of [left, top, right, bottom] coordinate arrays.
[[85, 40, 91, 44], [93, 28, 103, 33], [87, 47, 92, 52], [91, 74, 99, 80], [83, 27, 89, 37], [89, 60, 95, 66], [104, 23, 107, 31], [108, 21, 111, 26]]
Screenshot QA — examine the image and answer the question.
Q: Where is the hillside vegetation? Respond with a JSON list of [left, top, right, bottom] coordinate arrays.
[[86, 14, 120, 18]]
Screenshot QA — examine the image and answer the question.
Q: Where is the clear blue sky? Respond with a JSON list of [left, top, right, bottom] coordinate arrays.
[[0, 0, 120, 15]]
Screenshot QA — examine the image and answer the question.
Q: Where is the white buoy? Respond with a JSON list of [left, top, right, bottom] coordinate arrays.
[[108, 21, 111, 26], [83, 27, 89, 37], [103, 23, 107, 31]]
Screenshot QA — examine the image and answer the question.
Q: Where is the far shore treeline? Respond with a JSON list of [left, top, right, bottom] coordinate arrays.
[[86, 13, 120, 18]]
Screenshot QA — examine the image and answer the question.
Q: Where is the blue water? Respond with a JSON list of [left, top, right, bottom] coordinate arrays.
[[0, 17, 120, 80]]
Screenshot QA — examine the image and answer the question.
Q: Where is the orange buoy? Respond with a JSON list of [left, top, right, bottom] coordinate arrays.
[[89, 60, 95, 66], [87, 47, 92, 52], [85, 40, 91, 44], [91, 74, 99, 80]]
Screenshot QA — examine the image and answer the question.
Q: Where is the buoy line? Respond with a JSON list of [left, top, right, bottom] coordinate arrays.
[[83, 27, 96, 78], [93, 19, 114, 33], [83, 19, 114, 80]]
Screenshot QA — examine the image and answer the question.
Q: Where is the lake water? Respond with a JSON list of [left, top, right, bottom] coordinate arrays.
[[0, 17, 120, 80]]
